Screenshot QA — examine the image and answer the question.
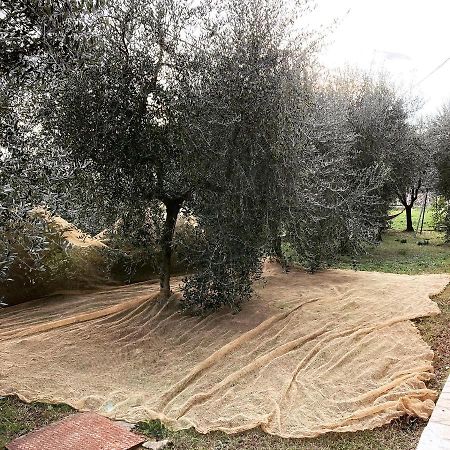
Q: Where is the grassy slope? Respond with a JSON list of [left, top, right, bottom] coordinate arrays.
[[1, 208, 449, 450]]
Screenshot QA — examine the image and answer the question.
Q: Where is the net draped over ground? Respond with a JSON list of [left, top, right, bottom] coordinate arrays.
[[0, 266, 448, 438]]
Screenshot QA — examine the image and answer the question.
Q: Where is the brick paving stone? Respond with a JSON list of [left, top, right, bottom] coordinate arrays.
[[6, 412, 145, 450]]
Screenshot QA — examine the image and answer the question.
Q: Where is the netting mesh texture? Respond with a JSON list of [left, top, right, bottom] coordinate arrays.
[[0, 265, 448, 438]]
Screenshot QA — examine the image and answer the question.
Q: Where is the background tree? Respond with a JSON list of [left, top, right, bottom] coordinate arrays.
[[428, 105, 450, 240], [391, 130, 428, 232], [331, 71, 427, 232], [275, 69, 388, 271]]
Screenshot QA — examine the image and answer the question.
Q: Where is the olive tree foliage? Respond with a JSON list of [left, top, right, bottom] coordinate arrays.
[[42, 0, 323, 309], [0, 1, 100, 294], [0, 80, 82, 295], [0, 82, 48, 286], [428, 105, 450, 239], [325, 71, 428, 232], [275, 71, 389, 271], [179, 0, 320, 309], [0, 0, 94, 76]]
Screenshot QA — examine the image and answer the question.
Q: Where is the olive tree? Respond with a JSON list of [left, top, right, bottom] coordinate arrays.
[[0, 79, 83, 301], [42, 0, 320, 307], [428, 105, 450, 239], [330, 71, 427, 232], [177, 0, 322, 308], [275, 69, 389, 271]]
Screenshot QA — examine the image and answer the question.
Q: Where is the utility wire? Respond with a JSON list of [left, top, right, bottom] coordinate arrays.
[[414, 56, 450, 87]]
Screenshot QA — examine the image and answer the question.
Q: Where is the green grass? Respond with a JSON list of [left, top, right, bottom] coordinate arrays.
[[134, 417, 425, 450], [0, 402, 428, 450], [332, 207, 449, 274], [0, 397, 73, 449], [334, 230, 450, 274], [389, 206, 434, 232]]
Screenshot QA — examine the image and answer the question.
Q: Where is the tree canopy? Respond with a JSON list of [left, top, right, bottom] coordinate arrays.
[[1, 0, 444, 310]]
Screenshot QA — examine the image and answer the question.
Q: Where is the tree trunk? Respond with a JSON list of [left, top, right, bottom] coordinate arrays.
[[405, 205, 414, 232], [272, 235, 283, 260], [160, 199, 182, 298]]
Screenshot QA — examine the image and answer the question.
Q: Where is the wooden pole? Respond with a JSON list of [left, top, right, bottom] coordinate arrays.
[[416, 201, 424, 233], [420, 190, 428, 234]]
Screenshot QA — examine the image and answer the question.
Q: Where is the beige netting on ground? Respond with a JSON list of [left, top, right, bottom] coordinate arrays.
[[32, 207, 107, 248], [0, 265, 448, 438]]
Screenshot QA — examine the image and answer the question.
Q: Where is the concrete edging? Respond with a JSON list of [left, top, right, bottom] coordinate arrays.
[[417, 374, 450, 449]]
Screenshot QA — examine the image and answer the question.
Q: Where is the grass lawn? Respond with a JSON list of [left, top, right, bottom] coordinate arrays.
[[1, 214, 449, 450], [335, 208, 450, 274], [389, 206, 435, 233], [335, 230, 450, 274]]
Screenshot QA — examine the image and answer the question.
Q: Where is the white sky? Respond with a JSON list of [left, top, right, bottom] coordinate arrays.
[[310, 0, 450, 117]]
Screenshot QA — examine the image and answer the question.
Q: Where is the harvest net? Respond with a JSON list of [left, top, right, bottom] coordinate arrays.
[[0, 265, 448, 438]]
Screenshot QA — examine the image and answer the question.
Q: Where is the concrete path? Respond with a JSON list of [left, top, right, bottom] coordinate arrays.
[[417, 375, 450, 450]]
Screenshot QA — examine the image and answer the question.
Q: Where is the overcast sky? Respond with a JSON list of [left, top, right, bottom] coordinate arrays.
[[310, 0, 450, 118]]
